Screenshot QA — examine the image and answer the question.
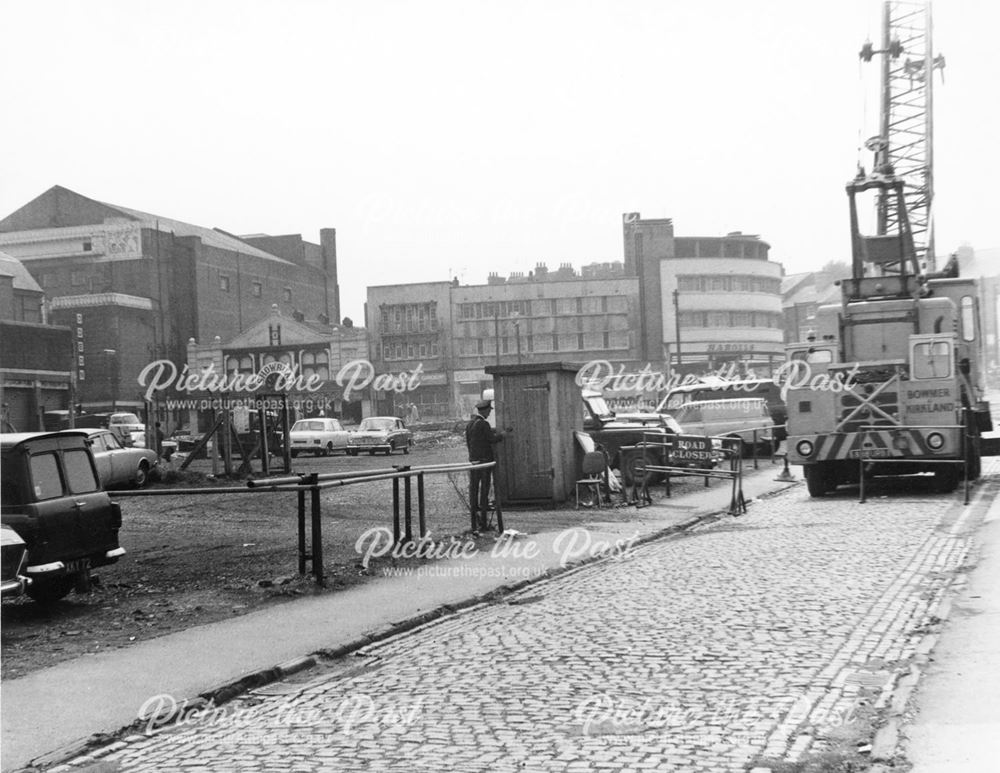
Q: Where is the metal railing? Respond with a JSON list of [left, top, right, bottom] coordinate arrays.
[[113, 461, 497, 585], [622, 432, 746, 516]]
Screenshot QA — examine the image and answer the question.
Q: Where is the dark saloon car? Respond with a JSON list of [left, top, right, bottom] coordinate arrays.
[[347, 417, 412, 455], [1, 431, 125, 603]]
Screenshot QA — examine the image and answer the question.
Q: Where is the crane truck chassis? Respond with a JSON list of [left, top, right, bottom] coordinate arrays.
[[784, 172, 993, 497]]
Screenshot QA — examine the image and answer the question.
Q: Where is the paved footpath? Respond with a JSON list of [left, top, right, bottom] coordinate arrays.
[[53, 466, 998, 772]]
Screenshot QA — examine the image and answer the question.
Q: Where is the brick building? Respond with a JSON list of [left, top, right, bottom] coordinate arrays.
[[0, 251, 73, 430], [366, 263, 641, 418], [0, 186, 339, 414], [182, 304, 368, 434]]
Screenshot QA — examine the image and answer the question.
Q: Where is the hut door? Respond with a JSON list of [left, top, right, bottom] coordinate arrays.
[[497, 377, 553, 501]]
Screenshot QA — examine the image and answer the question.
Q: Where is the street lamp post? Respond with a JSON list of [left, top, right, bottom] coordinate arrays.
[[672, 289, 682, 371], [103, 349, 119, 411]]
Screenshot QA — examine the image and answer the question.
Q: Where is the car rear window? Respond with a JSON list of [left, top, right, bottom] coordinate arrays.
[[64, 449, 101, 494], [29, 452, 64, 500]]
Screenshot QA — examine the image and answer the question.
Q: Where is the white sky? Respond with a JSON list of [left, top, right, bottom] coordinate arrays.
[[2, 0, 997, 323]]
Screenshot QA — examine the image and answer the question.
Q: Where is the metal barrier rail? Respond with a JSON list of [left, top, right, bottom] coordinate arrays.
[[626, 432, 746, 516], [113, 460, 497, 585], [857, 421, 971, 505]]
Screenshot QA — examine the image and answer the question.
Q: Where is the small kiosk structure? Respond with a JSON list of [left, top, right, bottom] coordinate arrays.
[[485, 362, 583, 506]]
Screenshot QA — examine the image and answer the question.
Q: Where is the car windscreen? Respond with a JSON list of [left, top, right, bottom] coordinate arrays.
[[674, 405, 702, 423], [360, 419, 395, 431]]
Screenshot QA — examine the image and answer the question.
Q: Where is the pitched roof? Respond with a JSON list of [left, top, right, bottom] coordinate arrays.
[[1, 186, 290, 264], [0, 251, 43, 293], [99, 202, 292, 264]]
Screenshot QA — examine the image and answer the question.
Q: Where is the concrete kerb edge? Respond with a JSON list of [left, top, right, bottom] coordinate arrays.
[[23, 489, 786, 773]]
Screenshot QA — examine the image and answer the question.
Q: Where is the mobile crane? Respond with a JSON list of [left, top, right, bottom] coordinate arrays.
[[783, 1, 992, 496]]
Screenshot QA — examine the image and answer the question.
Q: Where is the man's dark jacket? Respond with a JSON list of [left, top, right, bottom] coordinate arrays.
[[465, 414, 502, 461]]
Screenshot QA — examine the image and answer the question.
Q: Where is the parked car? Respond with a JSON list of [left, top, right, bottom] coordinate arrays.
[[582, 390, 682, 483], [82, 428, 160, 488], [1, 523, 30, 599], [288, 418, 350, 457], [672, 398, 774, 455], [347, 417, 412, 455], [1, 431, 125, 603], [108, 412, 147, 447]]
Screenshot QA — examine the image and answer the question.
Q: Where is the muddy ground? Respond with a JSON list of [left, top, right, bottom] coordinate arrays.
[[1, 430, 665, 680]]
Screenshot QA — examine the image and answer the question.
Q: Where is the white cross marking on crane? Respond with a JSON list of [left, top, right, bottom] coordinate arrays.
[[834, 374, 902, 433]]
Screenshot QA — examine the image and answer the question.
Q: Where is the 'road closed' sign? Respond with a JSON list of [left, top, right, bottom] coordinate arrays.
[[668, 434, 714, 462]]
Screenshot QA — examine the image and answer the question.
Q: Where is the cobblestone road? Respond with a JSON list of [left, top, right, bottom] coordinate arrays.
[[82, 470, 997, 772]]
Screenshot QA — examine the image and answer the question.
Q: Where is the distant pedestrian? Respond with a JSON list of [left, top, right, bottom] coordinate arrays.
[[409, 402, 420, 423], [154, 422, 165, 457], [465, 399, 504, 531]]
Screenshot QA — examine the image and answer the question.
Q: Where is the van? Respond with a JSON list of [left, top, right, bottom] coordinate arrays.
[[657, 379, 787, 440], [1, 431, 125, 602], [672, 398, 774, 454]]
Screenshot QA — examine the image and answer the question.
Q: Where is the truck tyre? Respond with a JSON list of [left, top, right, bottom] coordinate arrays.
[[934, 466, 960, 493], [804, 463, 832, 497]]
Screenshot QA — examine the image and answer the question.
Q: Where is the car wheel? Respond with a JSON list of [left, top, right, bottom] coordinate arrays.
[[324, 443, 333, 457], [134, 461, 149, 488], [291, 450, 299, 458], [368, 450, 376, 456], [403, 444, 409, 455], [348, 449, 358, 456], [387, 442, 395, 455], [26, 575, 75, 604], [622, 450, 656, 486]]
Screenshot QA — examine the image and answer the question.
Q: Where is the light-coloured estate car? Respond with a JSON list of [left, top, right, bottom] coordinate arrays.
[[288, 418, 350, 457], [672, 398, 774, 455], [347, 417, 412, 456]]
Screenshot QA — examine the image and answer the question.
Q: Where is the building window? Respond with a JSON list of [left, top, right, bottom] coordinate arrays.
[[220, 275, 231, 292], [71, 270, 87, 287], [82, 240, 92, 252], [283, 287, 292, 302], [251, 281, 262, 298]]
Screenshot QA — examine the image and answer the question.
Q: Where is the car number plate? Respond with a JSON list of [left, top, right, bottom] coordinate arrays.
[[63, 557, 91, 574]]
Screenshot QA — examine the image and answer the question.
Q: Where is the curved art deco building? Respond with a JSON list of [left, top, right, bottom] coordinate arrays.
[[662, 232, 784, 376]]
